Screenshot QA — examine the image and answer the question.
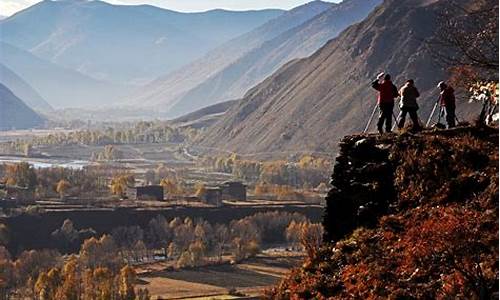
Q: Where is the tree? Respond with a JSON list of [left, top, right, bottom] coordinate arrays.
[[160, 178, 184, 198], [429, 0, 498, 74], [285, 221, 301, 250], [23, 143, 33, 157], [79, 235, 120, 270], [56, 180, 71, 200], [188, 241, 206, 266], [92, 267, 114, 300], [110, 175, 135, 198], [299, 222, 323, 258], [214, 224, 229, 261], [194, 182, 206, 198], [118, 266, 136, 300], [59, 256, 80, 300], [5, 162, 37, 191], [145, 215, 171, 257], [428, 0, 499, 123], [144, 170, 155, 185]]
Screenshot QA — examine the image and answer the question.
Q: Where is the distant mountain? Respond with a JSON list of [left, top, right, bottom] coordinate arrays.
[[167, 0, 382, 117], [0, 83, 45, 130], [196, 0, 468, 157], [126, 0, 334, 112], [0, 0, 283, 85], [0, 42, 129, 108], [0, 63, 53, 111]]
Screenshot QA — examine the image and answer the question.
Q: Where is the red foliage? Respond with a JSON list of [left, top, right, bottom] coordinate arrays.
[[267, 128, 499, 299]]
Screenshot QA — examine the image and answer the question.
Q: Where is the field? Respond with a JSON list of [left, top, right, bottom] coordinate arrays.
[[136, 250, 303, 299]]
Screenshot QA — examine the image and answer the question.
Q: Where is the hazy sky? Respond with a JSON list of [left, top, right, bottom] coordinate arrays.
[[1, 0, 338, 17]]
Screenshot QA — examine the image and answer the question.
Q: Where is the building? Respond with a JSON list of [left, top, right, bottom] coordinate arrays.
[[221, 181, 247, 201], [201, 187, 223, 207], [136, 185, 164, 201]]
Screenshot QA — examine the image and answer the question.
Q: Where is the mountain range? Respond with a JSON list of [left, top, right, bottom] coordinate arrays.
[[0, 83, 45, 130], [195, 0, 466, 157], [0, 41, 128, 108], [127, 0, 382, 118], [0, 0, 283, 85], [0, 63, 53, 111], [165, 0, 382, 118], [125, 0, 333, 111]]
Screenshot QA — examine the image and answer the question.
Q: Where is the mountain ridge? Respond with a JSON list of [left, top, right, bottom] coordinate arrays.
[[195, 0, 474, 157], [166, 0, 382, 118], [0, 83, 45, 130], [0, 41, 129, 108], [0, 0, 283, 85], [125, 0, 335, 110], [0, 63, 53, 111]]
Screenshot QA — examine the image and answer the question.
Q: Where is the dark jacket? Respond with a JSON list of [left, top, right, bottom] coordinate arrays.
[[372, 80, 398, 104], [440, 86, 456, 107]]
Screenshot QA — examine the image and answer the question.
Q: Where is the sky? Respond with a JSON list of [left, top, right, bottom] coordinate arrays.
[[1, 0, 338, 17]]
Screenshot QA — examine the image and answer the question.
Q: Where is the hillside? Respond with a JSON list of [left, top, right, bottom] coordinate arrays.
[[0, 63, 53, 111], [126, 0, 334, 110], [170, 100, 238, 129], [0, 0, 282, 85], [0, 42, 129, 108], [0, 83, 45, 130], [196, 0, 473, 157], [167, 0, 382, 118], [268, 126, 499, 298]]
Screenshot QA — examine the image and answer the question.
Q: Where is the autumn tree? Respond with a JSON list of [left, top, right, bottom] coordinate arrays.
[[194, 182, 206, 198], [110, 174, 135, 198], [4, 162, 37, 191], [214, 224, 229, 261], [429, 0, 499, 123], [118, 266, 136, 300], [299, 222, 324, 258], [55, 179, 71, 200]]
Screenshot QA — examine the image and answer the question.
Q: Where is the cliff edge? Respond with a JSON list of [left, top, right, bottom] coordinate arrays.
[[269, 126, 499, 299]]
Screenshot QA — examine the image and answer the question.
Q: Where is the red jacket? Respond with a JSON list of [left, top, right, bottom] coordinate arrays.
[[372, 80, 398, 104], [440, 86, 456, 107]]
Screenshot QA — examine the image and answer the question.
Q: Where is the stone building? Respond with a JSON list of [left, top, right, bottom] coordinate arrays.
[[136, 185, 164, 201], [201, 187, 223, 207], [220, 181, 247, 201]]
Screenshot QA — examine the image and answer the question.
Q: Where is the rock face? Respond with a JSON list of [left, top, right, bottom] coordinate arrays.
[[323, 135, 395, 241], [323, 126, 498, 242], [269, 126, 499, 299]]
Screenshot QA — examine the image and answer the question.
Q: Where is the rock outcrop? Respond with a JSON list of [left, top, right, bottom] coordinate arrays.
[[269, 126, 499, 299], [323, 126, 498, 242], [323, 134, 395, 241]]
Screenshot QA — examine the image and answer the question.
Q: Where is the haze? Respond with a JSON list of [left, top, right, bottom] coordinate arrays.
[[1, 0, 338, 16]]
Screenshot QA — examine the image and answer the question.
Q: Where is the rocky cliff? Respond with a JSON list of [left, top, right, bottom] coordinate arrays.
[[268, 126, 499, 299]]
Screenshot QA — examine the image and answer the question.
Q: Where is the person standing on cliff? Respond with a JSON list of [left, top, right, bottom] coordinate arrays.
[[398, 79, 421, 130], [371, 73, 398, 134], [437, 81, 456, 128]]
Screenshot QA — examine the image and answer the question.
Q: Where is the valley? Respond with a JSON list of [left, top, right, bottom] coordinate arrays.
[[0, 0, 497, 299]]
